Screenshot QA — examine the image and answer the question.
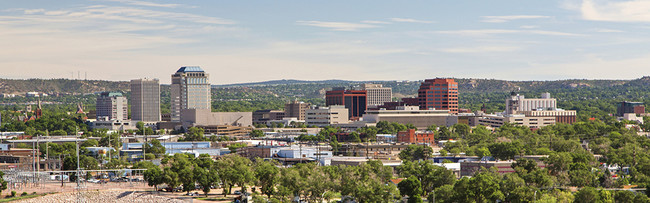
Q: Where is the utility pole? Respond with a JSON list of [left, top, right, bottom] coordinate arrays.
[[143, 126, 146, 161]]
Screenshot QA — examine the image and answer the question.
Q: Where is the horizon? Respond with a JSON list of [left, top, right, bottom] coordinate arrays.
[[1, 76, 649, 86], [2, 1, 650, 84]]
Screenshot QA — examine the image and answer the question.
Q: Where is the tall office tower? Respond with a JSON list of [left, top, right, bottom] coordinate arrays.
[[284, 100, 309, 120], [325, 88, 367, 119], [131, 78, 161, 122], [170, 66, 211, 122], [362, 83, 392, 107], [96, 92, 128, 121], [418, 78, 459, 113]]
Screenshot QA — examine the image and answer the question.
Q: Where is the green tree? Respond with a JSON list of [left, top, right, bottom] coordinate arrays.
[[145, 139, 166, 158], [250, 129, 265, 137], [183, 127, 205, 141], [489, 141, 523, 161], [216, 154, 254, 196], [468, 172, 505, 203], [0, 171, 7, 195], [254, 159, 280, 198], [143, 165, 164, 191], [574, 187, 600, 203], [194, 166, 219, 197], [399, 144, 433, 161], [398, 176, 423, 203]]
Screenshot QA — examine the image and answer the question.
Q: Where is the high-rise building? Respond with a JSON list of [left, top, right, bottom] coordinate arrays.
[[171, 66, 211, 122], [362, 83, 392, 107], [325, 89, 367, 119], [418, 78, 459, 113], [131, 78, 161, 122], [96, 92, 128, 121], [284, 100, 309, 120]]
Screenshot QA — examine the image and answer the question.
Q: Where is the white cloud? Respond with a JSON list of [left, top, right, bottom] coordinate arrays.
[[578, 0, 650, 22], [390, 18, 434, 24], [296, 21, 378, 31], [528, 54, 650, 79], [435, 29, 584, 37], [520, 25, 540, 29], [361, 20, 391, 24], [595, 28, 624, 32], [440, 46, 521, 53], [23, 9, 45, 14], [481, 15, 551, 23], [103, 0, 191, 8]]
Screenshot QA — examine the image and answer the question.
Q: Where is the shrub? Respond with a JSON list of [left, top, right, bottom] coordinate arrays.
[[21, 192, 27, 196], [10, 191, 16, 197]]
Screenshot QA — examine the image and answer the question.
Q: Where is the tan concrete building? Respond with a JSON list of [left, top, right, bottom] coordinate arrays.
[[362, 83, 392, 107], [362, 106, 457, 129], [285, 100, 309, 120], [180, 109, 253, 127], [130, 78, 161, 122], [305, 105, 349, 127]]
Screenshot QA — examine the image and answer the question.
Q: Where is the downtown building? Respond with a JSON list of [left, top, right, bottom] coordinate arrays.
[[130, 78, 161, 122], [171, 66, 211, 122], [325, 87, 367, 120], [362, 83, 392, 107], [475, 92, 576, 129], [96, 92, 128, 121], [418, 78, 459, 113], [285, 100, 309, 120]]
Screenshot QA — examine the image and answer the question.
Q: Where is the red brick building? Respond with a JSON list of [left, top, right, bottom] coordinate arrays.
[[326, 89, 367, 119], [397, 129, 435, 145], [418, 78, 459, 113]]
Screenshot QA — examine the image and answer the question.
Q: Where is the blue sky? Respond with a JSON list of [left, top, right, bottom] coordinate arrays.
[[1, 0, 650, 84]]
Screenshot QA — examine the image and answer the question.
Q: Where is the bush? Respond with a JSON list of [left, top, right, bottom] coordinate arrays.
[[21, 192, 27, 196], [10, 191, 16, 197]]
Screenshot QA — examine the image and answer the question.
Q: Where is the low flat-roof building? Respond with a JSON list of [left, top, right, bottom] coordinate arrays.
[[477, 114, 555, 129], [305, 105, 349, 127], [363, 106, 457, 129], [397, 129, 435, 145]]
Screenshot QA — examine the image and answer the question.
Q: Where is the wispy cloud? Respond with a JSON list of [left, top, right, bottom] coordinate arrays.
[[440, 46, 521, 53], [361, 20, 391, 24], [23, 9, 45, 14], [578, 0, 650, 22], [296, 21, 378, 31], [103, 0, 192, 8], [481, 15, 551, 23], [435, 29, 584, 37], [390, 18, 434, 24], [595, 28, 624, 33], [23, 5, 236, 25], [520, 25, 539, 29]]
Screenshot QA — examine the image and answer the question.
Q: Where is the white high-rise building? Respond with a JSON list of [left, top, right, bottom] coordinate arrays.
[[131, 78, 161, 122], [96, 92, 128, 121], [171, 66, 211, 122], [362, 83, 392, 107]]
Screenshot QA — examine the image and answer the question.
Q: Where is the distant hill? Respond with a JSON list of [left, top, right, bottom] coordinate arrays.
[[1, 77, 647, 98], [0, 79, 129, 94], [212, 79, 388, 87]]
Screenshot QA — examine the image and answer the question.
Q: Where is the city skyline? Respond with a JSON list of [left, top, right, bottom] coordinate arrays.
[[2, 0, 650, 84]]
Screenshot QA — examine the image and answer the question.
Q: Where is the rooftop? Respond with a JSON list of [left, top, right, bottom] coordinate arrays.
[[176, 66, 204, 73]]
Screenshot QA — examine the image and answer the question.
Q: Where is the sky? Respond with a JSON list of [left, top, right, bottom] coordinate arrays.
[[1, 0, 650, 84]]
